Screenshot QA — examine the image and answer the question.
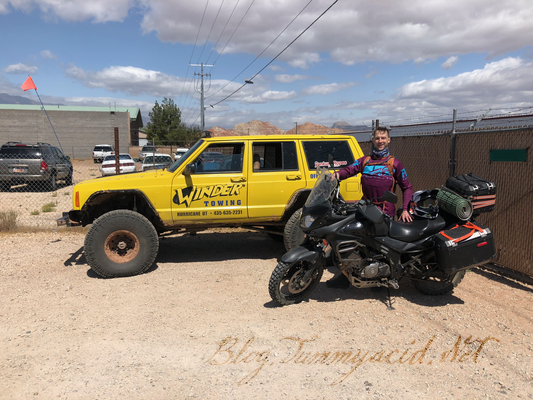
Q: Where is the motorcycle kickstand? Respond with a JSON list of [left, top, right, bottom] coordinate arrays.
[[386, 286, 394, 310]]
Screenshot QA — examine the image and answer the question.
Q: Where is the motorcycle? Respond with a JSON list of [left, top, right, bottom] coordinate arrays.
[[268, 166, 496, 307]]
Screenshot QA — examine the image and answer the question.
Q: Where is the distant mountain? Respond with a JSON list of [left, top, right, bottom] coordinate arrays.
[[0, 92, 39, 105], [332, 121, 369, 131]]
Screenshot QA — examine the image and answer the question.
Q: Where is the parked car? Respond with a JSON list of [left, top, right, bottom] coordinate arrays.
[[99, 154, 136, 176], [141, 154, 174, 172], [0, 141, 73, 191], [92, 144, 115, 163], [174, 148, 189, 160], [139, 145, 157, 161]]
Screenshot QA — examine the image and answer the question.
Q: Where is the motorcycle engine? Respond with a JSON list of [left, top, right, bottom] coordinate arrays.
[[341, 252, 390, 279]]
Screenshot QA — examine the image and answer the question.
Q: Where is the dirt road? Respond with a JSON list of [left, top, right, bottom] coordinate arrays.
[[1, 229, 532, 399]]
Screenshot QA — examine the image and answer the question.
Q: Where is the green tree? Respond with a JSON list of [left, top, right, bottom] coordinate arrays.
[[146, 98, 202, 147]]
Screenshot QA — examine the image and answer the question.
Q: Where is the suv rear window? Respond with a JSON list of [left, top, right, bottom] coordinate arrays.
[[302, 140, 355, 170], [94, 146, 113, 152], [252, 141, 298, 171], [0, 147, 41, 159]]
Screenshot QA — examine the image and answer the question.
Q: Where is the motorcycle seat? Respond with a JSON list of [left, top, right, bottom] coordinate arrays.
[[388, 215, 446, 242]]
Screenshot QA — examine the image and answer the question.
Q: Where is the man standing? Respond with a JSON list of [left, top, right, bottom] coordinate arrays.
[[327, 126, 413, 288]]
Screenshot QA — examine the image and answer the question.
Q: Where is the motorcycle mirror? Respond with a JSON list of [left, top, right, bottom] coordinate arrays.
[[382, 191, 398, 204], [328, 154, 335, 169]]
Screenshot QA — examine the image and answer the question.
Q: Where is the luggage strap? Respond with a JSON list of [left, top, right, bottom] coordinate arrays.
[[439, 222, 484, 243]]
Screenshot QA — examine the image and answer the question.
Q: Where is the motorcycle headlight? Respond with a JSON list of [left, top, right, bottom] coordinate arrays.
[[300, 214, 317, 229]]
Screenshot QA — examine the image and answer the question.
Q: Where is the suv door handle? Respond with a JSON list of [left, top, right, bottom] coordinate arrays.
[[231, 177, 246, 183], [286, 175, 302, 180]]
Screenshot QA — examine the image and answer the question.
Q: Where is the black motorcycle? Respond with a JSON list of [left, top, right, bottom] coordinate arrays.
[[268, 167, 496, 306]]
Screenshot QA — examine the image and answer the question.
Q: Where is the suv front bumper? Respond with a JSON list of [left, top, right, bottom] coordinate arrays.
[[57, 211, 82, 227]]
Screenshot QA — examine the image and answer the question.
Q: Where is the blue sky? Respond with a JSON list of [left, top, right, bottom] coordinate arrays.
[[1, 0, 533, 130]]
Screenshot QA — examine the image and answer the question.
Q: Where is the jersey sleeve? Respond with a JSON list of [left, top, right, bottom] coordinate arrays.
[[338, 156, 365, 180], [393, 158, 413, 209]]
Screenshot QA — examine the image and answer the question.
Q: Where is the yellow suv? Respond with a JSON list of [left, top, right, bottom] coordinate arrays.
[[63, 134, 364, 277]]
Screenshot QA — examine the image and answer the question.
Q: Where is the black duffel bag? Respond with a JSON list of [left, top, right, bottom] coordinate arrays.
[[445, 173, 497, 213], [445, 173, 497, 196]]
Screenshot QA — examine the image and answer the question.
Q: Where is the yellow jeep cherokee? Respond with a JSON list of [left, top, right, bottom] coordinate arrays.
[[65, 134, 364, 277]]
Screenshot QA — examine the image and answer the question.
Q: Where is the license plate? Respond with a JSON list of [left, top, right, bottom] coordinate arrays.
[[13, 168, 25, 173]]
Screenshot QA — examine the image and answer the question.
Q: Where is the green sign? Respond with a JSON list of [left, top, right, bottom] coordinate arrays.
[[490, 149, 527, 162]]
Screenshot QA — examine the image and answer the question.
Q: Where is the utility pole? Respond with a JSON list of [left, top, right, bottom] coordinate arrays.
[[191, 63, 214, 132]]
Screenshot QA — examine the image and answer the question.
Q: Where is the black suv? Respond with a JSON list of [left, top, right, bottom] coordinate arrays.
[[0, 142, 73, 191]]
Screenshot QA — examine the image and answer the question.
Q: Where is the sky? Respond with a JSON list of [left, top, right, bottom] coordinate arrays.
[[1, 0, 533, 131]]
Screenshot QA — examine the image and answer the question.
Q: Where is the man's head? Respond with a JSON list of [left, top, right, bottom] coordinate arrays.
[[372, 127, 391, 152]]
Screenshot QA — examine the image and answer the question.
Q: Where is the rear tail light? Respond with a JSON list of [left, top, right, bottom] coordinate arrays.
[[477, 242, 488, 247], [40, 161, 48, 171]]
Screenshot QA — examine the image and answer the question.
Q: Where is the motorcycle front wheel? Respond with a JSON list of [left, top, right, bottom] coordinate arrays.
[[268, 258, 325, 306]]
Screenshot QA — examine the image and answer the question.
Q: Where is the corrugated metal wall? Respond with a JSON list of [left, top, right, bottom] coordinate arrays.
[[358, 128, 532, 276]]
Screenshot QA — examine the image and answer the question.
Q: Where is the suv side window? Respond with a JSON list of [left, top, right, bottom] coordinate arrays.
[[302, 140, 355, 170], [252, 141, 298, 171], [194, 143, 244, 173]]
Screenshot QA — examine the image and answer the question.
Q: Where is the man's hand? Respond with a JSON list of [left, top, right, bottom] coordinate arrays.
[[399, 209, 412, 223]]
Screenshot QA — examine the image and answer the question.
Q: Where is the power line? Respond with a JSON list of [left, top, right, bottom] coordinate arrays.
[[205, 0, 243, 65], [210, 0, 338, 107], [196, 0, 227, 64], [178, 0, 211, 112], [206, 0, 314, 101]]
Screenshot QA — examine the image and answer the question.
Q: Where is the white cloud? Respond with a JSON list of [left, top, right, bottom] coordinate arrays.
[[241, 90, 297, 104], [3, 1, 533, 66], [274, 74, 311, 83], [302, 82, 355, 96], [40, 50, 57, 59], [441, 56, 458, 70], [3, 63, 38, 74]]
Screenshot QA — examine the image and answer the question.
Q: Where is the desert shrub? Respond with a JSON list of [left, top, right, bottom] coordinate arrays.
[[41, 202, 57, 213], [0, 211, 18, 231]]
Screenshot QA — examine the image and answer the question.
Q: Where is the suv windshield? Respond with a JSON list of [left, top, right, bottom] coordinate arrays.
[[168, 140, 203, 172]]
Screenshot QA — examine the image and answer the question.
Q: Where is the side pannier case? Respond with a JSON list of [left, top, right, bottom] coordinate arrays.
[[445, 173, 497, 213], [434, 222, 496, 275]]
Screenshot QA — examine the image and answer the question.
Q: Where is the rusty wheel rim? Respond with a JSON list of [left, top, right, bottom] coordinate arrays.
[[104, 230, 140, 263]]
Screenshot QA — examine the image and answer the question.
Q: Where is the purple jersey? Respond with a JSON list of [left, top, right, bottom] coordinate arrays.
[[338, 155, 413, 217]]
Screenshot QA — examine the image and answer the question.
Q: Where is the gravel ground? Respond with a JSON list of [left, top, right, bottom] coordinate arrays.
[[0, 228, 532, 400]]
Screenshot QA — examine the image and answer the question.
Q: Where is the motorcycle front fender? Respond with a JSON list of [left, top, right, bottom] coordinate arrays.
[[281, 246, 321, 264]]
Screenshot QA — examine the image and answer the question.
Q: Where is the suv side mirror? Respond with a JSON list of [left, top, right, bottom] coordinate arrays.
[[183, 163, 196, 176]]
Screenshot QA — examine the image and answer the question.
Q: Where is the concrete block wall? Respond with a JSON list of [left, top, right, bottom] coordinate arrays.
[[0, 109, 131, 159]]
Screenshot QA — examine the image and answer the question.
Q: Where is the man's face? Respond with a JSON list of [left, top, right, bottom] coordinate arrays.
[[372, 130, 391, 151]]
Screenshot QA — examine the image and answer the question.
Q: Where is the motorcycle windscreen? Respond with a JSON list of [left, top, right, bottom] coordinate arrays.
[[305, 168, 336, 208]]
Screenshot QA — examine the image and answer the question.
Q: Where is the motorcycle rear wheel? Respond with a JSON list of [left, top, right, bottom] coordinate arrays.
[[269, 258, 324, 306], [411, 269, 466, 296]]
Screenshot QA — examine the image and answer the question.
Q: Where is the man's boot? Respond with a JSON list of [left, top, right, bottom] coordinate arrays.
[[325, 273, 350, 289]]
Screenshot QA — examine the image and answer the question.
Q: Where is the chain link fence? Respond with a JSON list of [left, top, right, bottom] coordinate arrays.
[[2, 131, 532, 277]]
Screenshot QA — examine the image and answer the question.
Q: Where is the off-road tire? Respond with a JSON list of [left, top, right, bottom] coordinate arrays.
[[46, 173, 57, 191], [412, 270, 466, 296], [84, 210, 159, 278], [268, 258, 324, 306], [283, 207, 305, 251], [0, 181, 11, 192], [65, 169, 73, 186]]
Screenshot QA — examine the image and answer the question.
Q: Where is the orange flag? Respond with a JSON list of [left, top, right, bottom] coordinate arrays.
[[21, 76, 37, 91]]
